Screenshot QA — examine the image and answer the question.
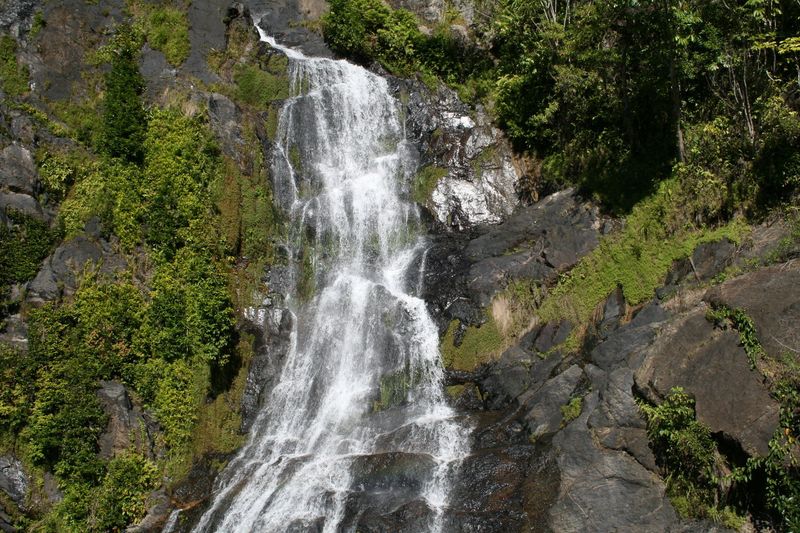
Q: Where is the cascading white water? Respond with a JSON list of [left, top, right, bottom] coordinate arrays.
[[191, 28, 469, 532]]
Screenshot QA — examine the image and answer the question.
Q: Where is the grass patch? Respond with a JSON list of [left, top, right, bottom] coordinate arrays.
[[537, 179, 749, 332], [560, 396, 582, 426], [440, 313, 504, 371], [412, 165, 447, 206], [0, 35, 29, 97], [128, 2, 190, 66], [233, 64, 290, 110]]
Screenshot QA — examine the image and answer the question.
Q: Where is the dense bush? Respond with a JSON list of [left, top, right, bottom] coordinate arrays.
[[100, 25, 147, 164], [323, 0, 800, 213], [0, 211, 60, 289], [323, 0, 491, 90], [0, 34, 29, 97]]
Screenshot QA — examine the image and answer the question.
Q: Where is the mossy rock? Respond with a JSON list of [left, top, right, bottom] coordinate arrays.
[[440, 315, 503, 372]]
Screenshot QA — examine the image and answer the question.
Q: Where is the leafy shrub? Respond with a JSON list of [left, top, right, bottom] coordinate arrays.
[[0, 35, 29, 97], [323, 0, 490, 83], [142, 108, 221, 254], [0, 210, 60, 287], [129, 3, 190, 66], [100, 25, 147, 164], [641, 387, 716, 487], [90, 452, 159, 531]]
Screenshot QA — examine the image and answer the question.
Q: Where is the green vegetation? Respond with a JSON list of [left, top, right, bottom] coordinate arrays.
[[128, 2, 190, 66], [0, 18, 285, 528], [0, 35, 29, 97], [0, 211, 60, 291], [323, 0, 492, 97], [639, 387, 744, 529], [233, 64, 291, 110], [373, 368, 412, 411], [30, 11, 46, 38], [706, 306, 765, 369], [324, 0, 800, 214], [560, 396, 582, 426], [411, 166, 447, 206], [537, 179, 748, 334], [440, 314, 503, 371], [100, 25, 147, 164]]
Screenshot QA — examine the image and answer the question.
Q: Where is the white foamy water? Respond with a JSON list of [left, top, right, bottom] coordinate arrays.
[[190, 26, 469, 533]]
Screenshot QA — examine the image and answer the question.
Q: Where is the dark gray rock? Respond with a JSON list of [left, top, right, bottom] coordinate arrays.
[[704, 261, 800, 362], [666, 238, 736, 286], [29, 1, 125, 101], [208, 93, 245, 164], [446, 443, 551, 531], [0, 456, 29, 511], [0, 144, 38, 195], [0, 191, 44, 220], [26, 234, 127, 305], [252, 0, 332, 58], [97, 381, 155, 460], [182, 0, 228, 83], [549, 391, 682, 532], [635, 307, 780, 457], [465, 190, 601, 306], [240, 306, 295, 430], [521, 364, 583, 439]]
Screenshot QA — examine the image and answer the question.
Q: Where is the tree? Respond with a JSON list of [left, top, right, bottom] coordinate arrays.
[[101, 25, 147, 164]]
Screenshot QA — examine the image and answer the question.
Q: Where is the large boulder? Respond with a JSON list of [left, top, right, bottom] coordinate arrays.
[[0, 144, 38, 196], [398, 78, 520, 230], [0, 456, 29, 511], [635, 307, 780, 457], [465, 189, 602, 306], [704, 261, 800, 363]]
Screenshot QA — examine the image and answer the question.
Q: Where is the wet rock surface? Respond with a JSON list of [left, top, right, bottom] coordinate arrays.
[[240, 306, 295, 431], [394, 77, 521, 230], [421, 189, 604, 327]]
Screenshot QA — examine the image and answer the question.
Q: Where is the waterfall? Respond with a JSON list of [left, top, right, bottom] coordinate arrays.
[[190, 27, 469, 532]]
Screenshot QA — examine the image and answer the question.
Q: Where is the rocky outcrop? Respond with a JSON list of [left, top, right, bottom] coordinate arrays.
[[397, 78, 521, 230], [432, 212, 798, 530], [240, 305, 295, 431], [421, 189, 604, 327], [255, 0, 332, 58], [0, 456, 29, 512], [704, 262, 800, 362], [26, 233, 127, 305], [635, 307, 780, 457], [97, 381, 157, 460]]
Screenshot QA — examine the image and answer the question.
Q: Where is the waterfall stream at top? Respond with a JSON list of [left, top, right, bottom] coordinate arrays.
[[189, 25, 470, 532]]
